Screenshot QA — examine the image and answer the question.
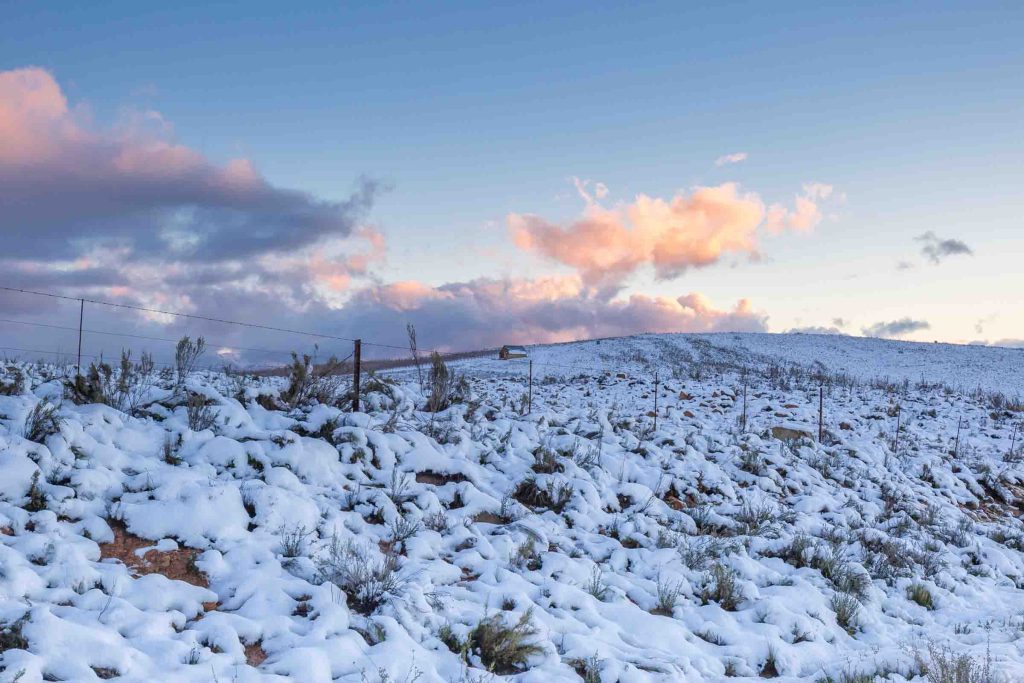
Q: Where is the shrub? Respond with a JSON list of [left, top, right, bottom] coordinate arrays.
[[24, 472, 47, 512], [316, 537, 405, 615], [679, 536, 737, 570], [66, 351, 155, 415], [831, 593, 860, 634], [22, 401, 62, 443], [512, 477, 573, 513], [387, 515, 422, 549], [0, 367, 25, 396], [908, 583, 935, 609], [922, 644, 995, 683], [654, 576, 682, 615], [701, 563, 742, 611], [585, 566, 609, 601], [186, 393, 216, 432], [0, 614, 29, 653], [282, 349, 347, 407], [173, 336, 206, 391], [425, 352, 468, 413], [423, 510, 450, 533], [279, 524, 312, 558], [467, 610, 543, 674]]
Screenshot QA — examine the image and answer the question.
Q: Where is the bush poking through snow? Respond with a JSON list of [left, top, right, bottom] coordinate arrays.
[[467, 610, 543, 674], [701, 563, 742, 611], [66, 351, 155, 415], [0, 366, 25, 396], [908, 582, 935, 609], [586, 566, 609, 601], [425, 352, 468, 413], [279, 524, 312, 558], [831, 593, 860, 634], [921, 643, 996, 683], [186, 393, 216, 432], [654, 576, 683, 615], [316, 537, 406, 615], [512, 477, 573, 512], [22, 401, 62, 443], [0, 614, 29, 653], [173, 336, 206, 392], [282, 350, 348, 408], [24, 472, 47, 512]]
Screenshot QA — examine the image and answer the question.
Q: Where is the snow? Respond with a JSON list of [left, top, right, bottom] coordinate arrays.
[[0, 332, 1022, 681]]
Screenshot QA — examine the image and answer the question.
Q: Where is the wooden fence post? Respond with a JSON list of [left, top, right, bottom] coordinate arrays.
[[653, 371, 659, 431], [528, 360, 533, 413], [818, 385, 824, 442], [76, 298, 84, 378], [352, 339, 361, 412]]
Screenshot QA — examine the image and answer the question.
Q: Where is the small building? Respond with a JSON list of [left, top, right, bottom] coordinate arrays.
[[498, 345, 528, 360]]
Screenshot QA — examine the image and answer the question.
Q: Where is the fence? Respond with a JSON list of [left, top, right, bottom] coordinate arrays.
[[0, 284, 997, 452]]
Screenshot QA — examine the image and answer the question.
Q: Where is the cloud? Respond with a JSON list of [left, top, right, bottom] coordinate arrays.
[[862, 318, 930, 338], [714, 152, 748, 167], [832, 318, 847, 328], [510, 181, 833, 292], [571, 177, 610, 204], [0, 67, 382, 262], [787, 325, 843, 335], [344, 277, 767, 350], [916, 231, 973, 264]]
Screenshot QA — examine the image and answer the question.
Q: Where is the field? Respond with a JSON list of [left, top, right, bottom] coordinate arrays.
[[0, 333, 1022, 682]]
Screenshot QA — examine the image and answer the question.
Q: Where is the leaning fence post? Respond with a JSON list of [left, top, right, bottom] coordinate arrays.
[[953, 417, 962, 458], [352, 339, 361, 412]]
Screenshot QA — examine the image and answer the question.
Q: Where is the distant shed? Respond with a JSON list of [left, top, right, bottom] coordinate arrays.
[[499, 345, 528, 360]]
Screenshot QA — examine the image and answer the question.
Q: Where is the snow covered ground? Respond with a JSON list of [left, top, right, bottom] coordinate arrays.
[[1, 333, 1023, 682]]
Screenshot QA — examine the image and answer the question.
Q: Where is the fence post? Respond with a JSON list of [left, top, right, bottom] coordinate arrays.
[[76, 298, 84, 378], [953, 417, 962, 457], [741, 369, 748, 432], [528, 360, 533, 414], [352, 339, 361, 412], [893, 404, 902, 454], [818, 385, 824, 442], [653, 371, 659, 431]]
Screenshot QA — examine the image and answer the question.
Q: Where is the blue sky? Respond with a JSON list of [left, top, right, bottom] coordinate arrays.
[[1, 1, 1022, 353]]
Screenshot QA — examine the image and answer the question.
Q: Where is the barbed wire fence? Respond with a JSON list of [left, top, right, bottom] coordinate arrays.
[[3, 283, 1007, 450]]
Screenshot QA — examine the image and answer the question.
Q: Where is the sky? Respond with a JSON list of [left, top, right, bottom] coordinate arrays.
[[1, 1, 1022, 362]]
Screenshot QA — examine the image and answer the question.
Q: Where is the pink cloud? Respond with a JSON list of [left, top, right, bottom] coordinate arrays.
[[714, 151, 748, 166], [0, 66, 380, 262], [345, 275, 767, 350], [510, 181, 831, 291]]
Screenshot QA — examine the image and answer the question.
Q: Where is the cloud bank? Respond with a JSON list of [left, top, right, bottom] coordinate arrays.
[[0, 67, 381, 262]]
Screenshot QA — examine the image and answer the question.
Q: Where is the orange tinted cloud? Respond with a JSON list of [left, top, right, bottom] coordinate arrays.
[[510, 181, 830, 291]]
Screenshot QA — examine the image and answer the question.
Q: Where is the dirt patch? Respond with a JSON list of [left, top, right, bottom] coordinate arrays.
[[100, 521, 212, 598], [244, 641, 267, 667], [471, 511, 506, 525], [416, 471, 467, 485]]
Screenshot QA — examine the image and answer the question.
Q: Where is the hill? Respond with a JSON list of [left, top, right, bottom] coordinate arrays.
[[0, 333, 1022, 682]]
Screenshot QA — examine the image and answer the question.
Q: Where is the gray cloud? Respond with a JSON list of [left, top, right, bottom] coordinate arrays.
[[0, 67, 382, 263], [787, 325, 843, 335], [862, 318, 930, 338], [916, 231, 973, 264]]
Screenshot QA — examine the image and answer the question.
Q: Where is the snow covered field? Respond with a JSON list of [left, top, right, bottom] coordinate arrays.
[[1, 333, 1023, 682]]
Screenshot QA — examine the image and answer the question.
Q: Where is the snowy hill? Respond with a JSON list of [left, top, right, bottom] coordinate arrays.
[[1, 333, 1023, 682]]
